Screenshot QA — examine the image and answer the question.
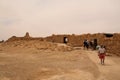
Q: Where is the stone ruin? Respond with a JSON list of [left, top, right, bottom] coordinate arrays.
[[6, 32, 120, 56], [24, 32, 31, 38], [46, 33, 120, 56], [7, 32, 43, 42]]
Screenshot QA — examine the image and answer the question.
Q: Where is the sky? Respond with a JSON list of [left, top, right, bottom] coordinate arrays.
[[0, 0, 120, 40]]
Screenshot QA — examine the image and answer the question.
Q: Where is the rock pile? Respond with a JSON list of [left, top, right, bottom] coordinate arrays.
[[1, 40, 73, 52]]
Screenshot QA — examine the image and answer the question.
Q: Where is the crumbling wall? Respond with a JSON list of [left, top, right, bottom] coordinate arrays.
[[46, 33, 105, 47], [6, 32, 120, 56], [45, 33, 120, 56], [103, 34, 120, 56], [6, 32, 44, 42]]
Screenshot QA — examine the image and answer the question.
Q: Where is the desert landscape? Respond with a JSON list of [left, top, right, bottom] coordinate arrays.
[[0, 34, 120, 80], [1, 0, 120, 80]]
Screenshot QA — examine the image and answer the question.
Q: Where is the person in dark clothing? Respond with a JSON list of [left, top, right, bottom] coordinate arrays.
[[93, 39, 97, 50], [89, 40, 93, 49], [83, 40, 86, 48], [83, 40, 89, 49]]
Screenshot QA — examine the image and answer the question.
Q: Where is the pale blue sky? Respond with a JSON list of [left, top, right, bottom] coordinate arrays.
[[0, 0, 120, 40]]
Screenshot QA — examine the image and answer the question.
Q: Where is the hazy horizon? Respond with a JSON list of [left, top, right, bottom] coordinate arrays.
[[0, 0, 120, 40]]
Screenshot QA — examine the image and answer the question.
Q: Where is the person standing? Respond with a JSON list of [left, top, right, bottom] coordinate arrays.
[[98, 45, 106, 65], [83, 39, 89, 50], [89, 40, 93, 49]]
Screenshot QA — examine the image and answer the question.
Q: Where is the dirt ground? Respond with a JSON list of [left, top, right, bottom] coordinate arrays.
[[0, 41, 120, 80]]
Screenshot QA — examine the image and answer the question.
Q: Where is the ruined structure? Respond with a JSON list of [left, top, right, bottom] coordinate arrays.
[[6, 32, 120, 56], [24, 32, 31, 38], [7, 32, 43, 42], [46, 33, 120, 56]]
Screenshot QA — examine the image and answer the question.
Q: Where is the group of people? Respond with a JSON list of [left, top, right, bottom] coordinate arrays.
[[83, 39, 95, 50], [83, 39, 106, 65]]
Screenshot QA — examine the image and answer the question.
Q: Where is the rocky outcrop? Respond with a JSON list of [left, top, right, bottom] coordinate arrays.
[[7, 32, 43, 42], [24, 32, 31, 38]]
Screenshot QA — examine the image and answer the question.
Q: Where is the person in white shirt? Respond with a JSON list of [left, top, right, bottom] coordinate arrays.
[[98, 45, 106, 64]]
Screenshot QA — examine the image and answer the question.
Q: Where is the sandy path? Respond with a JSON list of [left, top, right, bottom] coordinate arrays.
[[86, 50, 120, 80], [0, 49, 99, 80]]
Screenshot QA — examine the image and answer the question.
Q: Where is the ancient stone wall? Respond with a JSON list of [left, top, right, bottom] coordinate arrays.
[[103, 34, 120, 56], [6, 32, 120, 56], [45, 33, 120, 56], [45, 33, 106, 46]]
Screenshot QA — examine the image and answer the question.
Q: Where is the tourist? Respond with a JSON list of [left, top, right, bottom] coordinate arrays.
[[98, 45, 106, 65], [89, 40, 93, 49], [96, 45, 100, 50], [83, 39, 89, 50]]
